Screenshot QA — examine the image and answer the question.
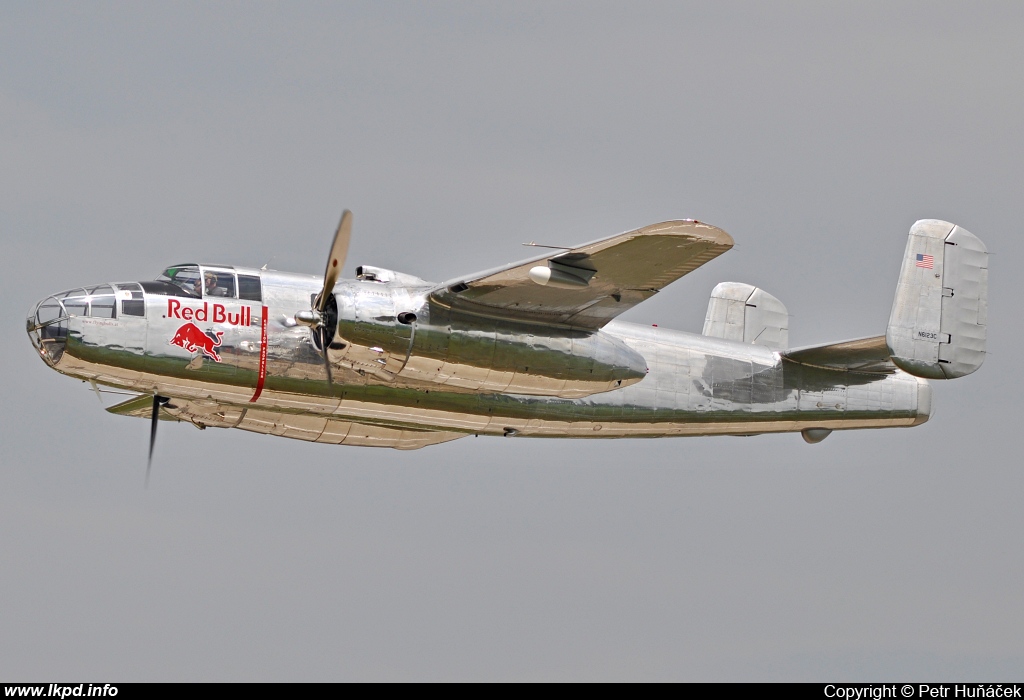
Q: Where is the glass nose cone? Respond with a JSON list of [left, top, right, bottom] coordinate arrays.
[[27, 295, 69, 366]]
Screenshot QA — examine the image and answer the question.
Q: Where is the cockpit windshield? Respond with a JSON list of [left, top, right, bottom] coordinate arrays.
[[157, 265, 203, 298], [154, 265, 242, 299]]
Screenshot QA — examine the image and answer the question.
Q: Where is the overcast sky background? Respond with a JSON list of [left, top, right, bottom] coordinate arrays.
[[2, 1, 1022, 681]]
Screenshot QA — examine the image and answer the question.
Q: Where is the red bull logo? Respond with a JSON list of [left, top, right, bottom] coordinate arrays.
[[169, 323, 223, 362]]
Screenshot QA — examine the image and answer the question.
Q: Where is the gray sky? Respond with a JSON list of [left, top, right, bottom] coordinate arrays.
[[1, 1, 1021, 681]]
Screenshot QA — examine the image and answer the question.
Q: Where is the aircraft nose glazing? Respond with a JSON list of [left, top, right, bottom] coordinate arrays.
[[26, 294, 69, 366]]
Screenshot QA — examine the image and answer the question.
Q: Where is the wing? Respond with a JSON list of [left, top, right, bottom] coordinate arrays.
[[429, 220, 733, 329], [107, 395, 463, 450], [782, 336, 897, 374]]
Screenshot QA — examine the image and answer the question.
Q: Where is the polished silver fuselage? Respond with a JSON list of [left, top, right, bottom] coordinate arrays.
[[28, 267, 929, 445]]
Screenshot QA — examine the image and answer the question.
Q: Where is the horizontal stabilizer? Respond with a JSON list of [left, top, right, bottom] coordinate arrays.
[[782, 336, 896, 374], [886, 220, 988, 379], [702, 282, 789, 350]]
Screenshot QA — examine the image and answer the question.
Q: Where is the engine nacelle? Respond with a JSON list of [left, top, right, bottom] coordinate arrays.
[[328, 283, 646, 397]]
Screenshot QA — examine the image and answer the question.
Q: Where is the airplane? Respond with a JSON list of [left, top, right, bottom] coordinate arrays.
[[26, 212, 987, 482]]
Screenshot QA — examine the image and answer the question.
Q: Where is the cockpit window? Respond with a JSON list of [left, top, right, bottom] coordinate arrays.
[[202, 270, 236, 298], [86, 285, 116, 318], [115, 283, 145, 316], [156, 265, 239, 298], [157, 265, 203, 297], [238, 274, 262, 302], [29, 296, 68, 364], [60, 289, 88, 316], [35, 297, 63, 326], [55, 286, 118, 318]]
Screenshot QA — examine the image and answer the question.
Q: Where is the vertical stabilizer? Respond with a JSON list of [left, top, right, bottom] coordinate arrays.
[[886, 220, 988, 379], [703, 282, 789, 350]]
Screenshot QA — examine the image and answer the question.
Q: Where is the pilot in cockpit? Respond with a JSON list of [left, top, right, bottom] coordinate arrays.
[[191, 272, 222, 297]]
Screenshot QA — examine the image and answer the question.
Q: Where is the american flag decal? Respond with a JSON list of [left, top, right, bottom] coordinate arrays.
[[916, 253, 934, 269]]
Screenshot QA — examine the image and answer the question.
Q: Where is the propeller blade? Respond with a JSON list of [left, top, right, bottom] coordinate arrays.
[[320, 326, 333, 386], [307, 209, 349, 386], [146, 395, 171, 487], [146, 394, 164, 488], [317, 209, 352, 313]]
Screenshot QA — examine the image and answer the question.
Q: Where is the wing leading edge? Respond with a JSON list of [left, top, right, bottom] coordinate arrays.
[[430, 220, 734, 329]]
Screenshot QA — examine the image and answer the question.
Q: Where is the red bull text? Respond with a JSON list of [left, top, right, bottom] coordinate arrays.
[[167, 298, 252, 326]]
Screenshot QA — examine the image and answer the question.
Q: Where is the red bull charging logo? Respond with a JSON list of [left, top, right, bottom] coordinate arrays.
[[169, 323, 223, 362]]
